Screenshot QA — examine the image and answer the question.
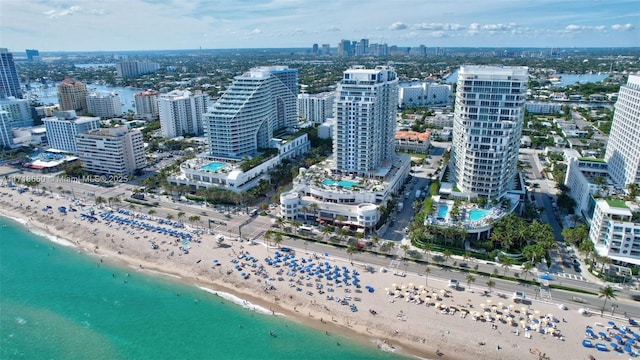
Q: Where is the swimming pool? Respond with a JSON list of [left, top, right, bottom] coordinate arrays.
[[468, 209, 490, 222], [201, 162, 227, 172], [322, 179, 359, 188], [436, 205, 448, 218]]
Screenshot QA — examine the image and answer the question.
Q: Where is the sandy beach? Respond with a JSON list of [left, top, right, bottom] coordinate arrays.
[[0, 184, 632, 360]]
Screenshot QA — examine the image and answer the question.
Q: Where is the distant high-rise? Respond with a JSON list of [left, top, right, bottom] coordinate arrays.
[[604, 74, 640, 188], [116, 61, 160, 78], [203, 66, 298, 159], [134, 89, 159, 119], [298, 92, 334, 124], [333, 66, 398, 176], [450, 65, 528, 200], [86, 92, 122, 118], [0, 48, 23, 99], [43, 110, 101, 153], [312, 44, 319, 54], [25, 49, 40, 62], [158, 90, 208, 138], [57, 77, 88, 113]]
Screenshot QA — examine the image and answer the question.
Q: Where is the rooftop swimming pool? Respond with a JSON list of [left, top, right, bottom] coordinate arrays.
[[469, 209, 491, 222], [322, 179, 360, 188], [436, 205, 449, 219], [200, 162, 227, 172]]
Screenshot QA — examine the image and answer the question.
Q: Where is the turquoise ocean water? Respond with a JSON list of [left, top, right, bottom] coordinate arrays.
[[0, 217, 404, 360]]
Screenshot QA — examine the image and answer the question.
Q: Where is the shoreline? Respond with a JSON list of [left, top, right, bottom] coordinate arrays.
[[0, 186, 617, 360], [0, 200, 430, 359]]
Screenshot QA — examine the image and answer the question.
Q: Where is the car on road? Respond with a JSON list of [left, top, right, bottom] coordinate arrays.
[[631, 294, 640, 302], [448, 279, 459, 289], [512, 291, 526, 303]]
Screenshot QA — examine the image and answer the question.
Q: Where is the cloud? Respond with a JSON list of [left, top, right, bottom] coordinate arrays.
[[564, 24, 608, 33], [44, 5, 81, 19], [389, 22, 408, 30], [326, 26, 340, 32], [612, 23, 635, 31], [415, 23, 465, 31], [481, 23, 511, 31], [250, 28, 262, 34]]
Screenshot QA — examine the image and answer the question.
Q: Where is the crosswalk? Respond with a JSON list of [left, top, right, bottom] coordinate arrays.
[[555, 272, 587, 282]]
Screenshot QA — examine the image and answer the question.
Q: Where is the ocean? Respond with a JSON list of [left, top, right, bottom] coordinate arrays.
[[0, 217, 404, 360]]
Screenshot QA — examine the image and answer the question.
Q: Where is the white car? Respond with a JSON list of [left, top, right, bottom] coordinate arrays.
[[448, 279, 459, 288], [512, 291, 526, 302]]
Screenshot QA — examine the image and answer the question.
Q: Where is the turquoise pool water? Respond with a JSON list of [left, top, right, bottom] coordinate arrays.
[[201, 161, 227, 172], [436, 205, 448, 218], [469, 209, 490, 221], [322, 179, 359, 188]]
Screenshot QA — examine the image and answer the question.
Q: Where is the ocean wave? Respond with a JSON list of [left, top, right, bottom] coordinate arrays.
[[0, 212, 28, 226], [0, 212, 76, 247], [198, 286, 276, 316], [27, 226, 76, 247], [140, 268, 181, 279]]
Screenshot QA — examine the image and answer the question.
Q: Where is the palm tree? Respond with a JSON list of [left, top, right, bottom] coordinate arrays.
[[177, 211, 186, 222], [598, 285, 617, 316], [148, 209, 156, 216], [166, 214, 174, 220], [466, 274, 476, 291], [424, 266, 431, 287], [521, 262, 535, 281], [422, 242, 433, 264], [500, 256, 513, 277], [486, 280, 495, 293], [442, 249, 453, 266], [321, 226, 332, 243], [273, 233, 283, 248], [264, 230, 273, 248], [346, 245, 357, 264], [95, 196, 106, 206], [401, 244, 410, 259]]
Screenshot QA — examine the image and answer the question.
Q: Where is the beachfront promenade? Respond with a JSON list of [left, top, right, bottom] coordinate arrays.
[[3, 183, 640, 359]]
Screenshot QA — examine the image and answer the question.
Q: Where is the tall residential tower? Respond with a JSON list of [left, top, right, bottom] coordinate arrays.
[[203, 66, 298, 159], [0, 48, 22, 99], [450, 65, 528, 200], [57, 77, 88, 113], [604, 74, 640, 188], [333, 66, 398, 176], [158, 90, 208, 138]]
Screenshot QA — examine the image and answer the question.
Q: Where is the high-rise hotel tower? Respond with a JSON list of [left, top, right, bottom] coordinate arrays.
[[333, 66, 398, 176], [604, 74, 640, 188], [203, 66, 298, 159], [451, 65, 528, 200]]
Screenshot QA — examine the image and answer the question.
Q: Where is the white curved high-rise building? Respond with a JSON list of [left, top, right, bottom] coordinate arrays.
[[604, 74, 640, 188], [450, 65, 528, 200], [203, 66, 298, 159]]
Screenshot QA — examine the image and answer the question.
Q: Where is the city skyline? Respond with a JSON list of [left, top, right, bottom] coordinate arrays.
[[0, 0, 638, 52]]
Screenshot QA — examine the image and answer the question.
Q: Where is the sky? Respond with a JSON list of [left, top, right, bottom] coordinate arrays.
[[1, 0, 639, 52]]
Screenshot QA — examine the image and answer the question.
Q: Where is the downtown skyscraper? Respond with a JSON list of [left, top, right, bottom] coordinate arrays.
[[333, 66, 398, 176], [450, 65, 528, 200]]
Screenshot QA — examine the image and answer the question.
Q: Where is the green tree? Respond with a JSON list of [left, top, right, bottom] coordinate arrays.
[[521, 262, 535, 281], [466, 274, 476, 291], [486, 280, 495, 293], [177, 211, 186, 222], [442, 249, 453, 266], [346, 245, 357, 263], [500, 256, 513, 276], [424, 266, 431, 287], [598, 285, 617, 316], [274, 233, 283, 248]]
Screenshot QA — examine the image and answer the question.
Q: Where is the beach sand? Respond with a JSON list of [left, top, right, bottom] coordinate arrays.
[[0, 185, 626, 360]]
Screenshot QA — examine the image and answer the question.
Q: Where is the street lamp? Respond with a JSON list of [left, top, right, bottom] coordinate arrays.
[[611, 304, 619, 316]]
